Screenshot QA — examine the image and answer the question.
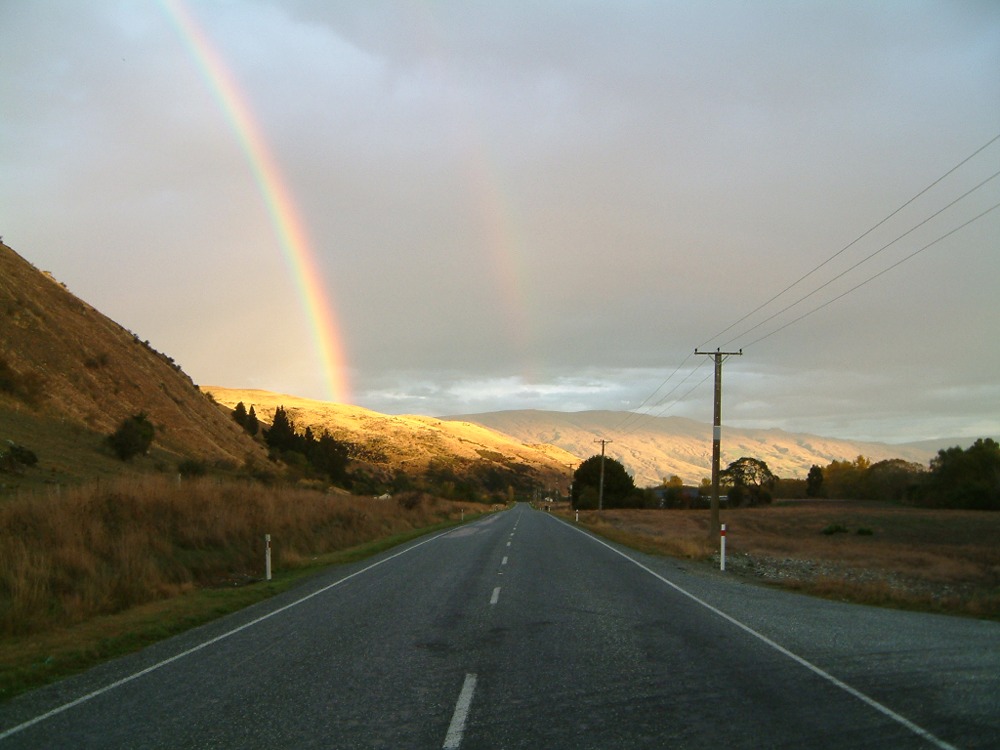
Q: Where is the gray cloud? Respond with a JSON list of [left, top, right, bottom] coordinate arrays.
[[2, 1, 998, 443]]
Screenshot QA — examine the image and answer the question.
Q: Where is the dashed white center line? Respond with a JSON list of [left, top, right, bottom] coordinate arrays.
[[506, 541, 511, 547], [442, 673, 477, 749], [490, 586, 501, 605], [501, 556, 508, 565]]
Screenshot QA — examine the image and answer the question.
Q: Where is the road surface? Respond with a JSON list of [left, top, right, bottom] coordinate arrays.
[[1, 504, 997, 748]]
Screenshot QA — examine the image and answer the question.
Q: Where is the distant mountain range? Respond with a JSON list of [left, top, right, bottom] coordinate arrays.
[[443, 409, 967, 486]]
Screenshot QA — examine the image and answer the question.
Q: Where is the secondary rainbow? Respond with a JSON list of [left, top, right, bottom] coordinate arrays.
[[160, 0, 350, 403]]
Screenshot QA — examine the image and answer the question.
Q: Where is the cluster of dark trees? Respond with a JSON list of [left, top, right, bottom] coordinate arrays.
[[794, 455, 923, 501], [915, 438, 1000, 509], [571, 454, 643, 509], [797, 439, 1000, 509], [231, 401, 259, 436], [571, 454, 780, 510], [259, 405, 349, 485]]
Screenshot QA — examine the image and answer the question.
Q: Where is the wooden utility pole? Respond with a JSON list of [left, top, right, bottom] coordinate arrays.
[[594, 439, 612, 511], [694, 348, 742, 535]]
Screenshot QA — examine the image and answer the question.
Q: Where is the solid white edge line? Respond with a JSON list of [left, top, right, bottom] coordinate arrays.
[[442, 673, 477, 749], [0, 527, 462, 741], [490, 587, 501, 605], [549, 514, 960, 750]]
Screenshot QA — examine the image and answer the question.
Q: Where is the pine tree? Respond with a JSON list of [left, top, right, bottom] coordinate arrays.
[[264, 406, 297, 454], [246, 405, 259, 436], [232, 401, 248, 427]]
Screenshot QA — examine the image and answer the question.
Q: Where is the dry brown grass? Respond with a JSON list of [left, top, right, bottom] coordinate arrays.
[[564, 501, 1000, 618], [0, 476, 465, 636]]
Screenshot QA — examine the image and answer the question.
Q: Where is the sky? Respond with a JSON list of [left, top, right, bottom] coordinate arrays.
[[1, 1, 998, 445]]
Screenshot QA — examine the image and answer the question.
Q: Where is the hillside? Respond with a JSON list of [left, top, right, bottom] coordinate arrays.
[[444, 409, 941, 487], [0, 243, 266, 490], [205, 388, 575, 494]]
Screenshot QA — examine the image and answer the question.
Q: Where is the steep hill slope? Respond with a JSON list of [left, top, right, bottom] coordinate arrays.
[[205, 388, 575, 494], [444, 409, 939, 487], [0, 243, 266, 489]]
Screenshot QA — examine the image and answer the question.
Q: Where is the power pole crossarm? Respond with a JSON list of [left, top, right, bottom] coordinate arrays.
[[694, 348, 742, 535]]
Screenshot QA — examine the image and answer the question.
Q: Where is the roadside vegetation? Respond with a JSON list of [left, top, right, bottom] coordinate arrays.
[[0, 476, 475, 699], [563, 502, 1000, 620]]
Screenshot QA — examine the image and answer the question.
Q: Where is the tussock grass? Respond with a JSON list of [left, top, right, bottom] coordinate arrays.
[[0, 477, 464, 637]]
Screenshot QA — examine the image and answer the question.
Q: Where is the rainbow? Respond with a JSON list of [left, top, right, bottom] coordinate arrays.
[[160, 0, 350, 403]]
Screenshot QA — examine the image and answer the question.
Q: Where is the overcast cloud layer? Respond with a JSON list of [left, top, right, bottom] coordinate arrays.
[[2, 1, 998, 444]]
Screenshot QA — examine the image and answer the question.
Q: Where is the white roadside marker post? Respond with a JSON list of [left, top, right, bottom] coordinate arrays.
[[720, 524, 726, 571], [265, 534, 272, 581], [575, 510, 579, 523]]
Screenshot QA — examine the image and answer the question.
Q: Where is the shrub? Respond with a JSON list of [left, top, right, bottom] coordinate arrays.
[[107, 413, 155, 461], [178, 459, 207, 478], [0, 442, 38, 474]]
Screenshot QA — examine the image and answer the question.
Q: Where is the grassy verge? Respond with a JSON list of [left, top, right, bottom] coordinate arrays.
[[0, 476, 491, 701], [556, 502, 1000, 620], [0, 516, 480, 701]]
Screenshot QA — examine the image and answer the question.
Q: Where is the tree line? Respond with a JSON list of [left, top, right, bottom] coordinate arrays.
[[571, 438, 1000, 511]]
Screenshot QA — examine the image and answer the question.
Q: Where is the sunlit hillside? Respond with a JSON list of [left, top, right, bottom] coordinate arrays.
[[205, 387, 576, 493], [0, 243, 266, 490]]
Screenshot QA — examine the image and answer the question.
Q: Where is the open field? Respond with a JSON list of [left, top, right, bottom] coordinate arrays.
[[562, 500, 1000, 619], [0, 476, 482, 699]]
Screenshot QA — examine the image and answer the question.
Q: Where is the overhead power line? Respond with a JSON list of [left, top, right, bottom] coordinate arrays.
[[613, 352, 694, 433], [698, 131, 1000, 350], [721, 168, 1000, 348], [743, 200, 1000, 349], [613, 356, 711, 436]]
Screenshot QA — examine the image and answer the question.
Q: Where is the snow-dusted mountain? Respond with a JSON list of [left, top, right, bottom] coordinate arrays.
[[444, 409, 951, 487]]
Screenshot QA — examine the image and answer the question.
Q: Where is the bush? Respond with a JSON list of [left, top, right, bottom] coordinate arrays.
[[8, 443, 37, 467], [107, 413, 155, 461], [178, 459, 207, 478], [0, 442, 38, 474]]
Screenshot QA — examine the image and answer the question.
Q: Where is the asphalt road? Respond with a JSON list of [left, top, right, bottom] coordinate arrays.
[[1, 504, 997, 749]]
